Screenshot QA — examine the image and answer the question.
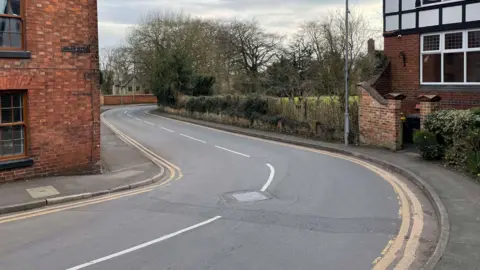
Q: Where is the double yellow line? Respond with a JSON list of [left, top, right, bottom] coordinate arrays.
[[0, 117, 182, 225]]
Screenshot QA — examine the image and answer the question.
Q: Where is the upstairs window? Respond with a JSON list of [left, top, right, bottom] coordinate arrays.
[[421, 30, 480, 84], [0, 0, 23, 50], [422, 0, 456, 5]]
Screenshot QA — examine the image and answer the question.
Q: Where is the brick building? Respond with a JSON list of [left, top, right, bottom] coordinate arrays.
[[0, 0, 101, 182], [382, 0, 480, 114]]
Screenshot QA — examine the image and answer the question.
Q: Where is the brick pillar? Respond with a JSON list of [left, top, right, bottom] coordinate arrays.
[[385, 93, 407, 150], [359, 86, 406, 150], [418, 95, 442, 129]]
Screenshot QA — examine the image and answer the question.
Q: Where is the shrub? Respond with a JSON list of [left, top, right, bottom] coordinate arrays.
[[465, 129, 480, 175], [242, 97, 268, 120], [424, 109, 476, 147], [413, 130, 443, 160], [423, 108, 480, 166], [192, 75, 215, 96]]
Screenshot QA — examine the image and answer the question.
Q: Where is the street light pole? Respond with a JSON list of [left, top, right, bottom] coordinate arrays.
[[344, 0, 350, 146]]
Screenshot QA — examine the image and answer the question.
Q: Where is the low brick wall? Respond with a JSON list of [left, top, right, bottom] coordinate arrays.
[[359, 87, 404, 150], [101, 95, 157, 105]]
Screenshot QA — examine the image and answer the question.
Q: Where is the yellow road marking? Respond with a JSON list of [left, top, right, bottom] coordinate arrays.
[[0, 117, 182, 224], [147, 111, 425, 269]]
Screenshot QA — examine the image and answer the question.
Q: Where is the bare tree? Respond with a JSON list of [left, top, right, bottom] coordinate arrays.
[[224, 20, 283, 93], [99, 47, 132, 94], [295, 9, 378, 98]]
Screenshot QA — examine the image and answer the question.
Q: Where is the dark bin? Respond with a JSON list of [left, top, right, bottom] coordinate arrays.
[[403, 114, 421, 144]]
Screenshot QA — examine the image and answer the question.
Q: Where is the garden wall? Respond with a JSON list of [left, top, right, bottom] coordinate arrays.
[[101, 95, 157, 105]]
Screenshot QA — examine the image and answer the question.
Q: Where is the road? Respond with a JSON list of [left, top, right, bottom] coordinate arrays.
[[0, 106, 432, 270]]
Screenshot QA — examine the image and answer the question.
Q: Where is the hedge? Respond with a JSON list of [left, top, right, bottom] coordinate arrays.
[[416, 108, 480, 176]]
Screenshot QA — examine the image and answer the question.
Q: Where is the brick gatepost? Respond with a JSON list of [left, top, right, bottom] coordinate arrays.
[[359, 83, 406, 150], [418, 95, 442, 129]]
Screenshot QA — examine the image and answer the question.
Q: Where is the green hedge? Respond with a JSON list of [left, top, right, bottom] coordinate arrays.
[[181, 95, 270, 121], [417, 108, 480, 176]]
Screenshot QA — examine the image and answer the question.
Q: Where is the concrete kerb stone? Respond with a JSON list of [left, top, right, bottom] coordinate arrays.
[[109, 185, 131, 193], [152, 111, 449, 270], [0, 109, 167, 216], [0, 200, 47, 215], [46, 193, 93, 205]]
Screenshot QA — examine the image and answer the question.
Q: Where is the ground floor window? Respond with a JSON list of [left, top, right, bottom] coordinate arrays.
[[0, 92, 26, 159], [421, 29, 480, 84]]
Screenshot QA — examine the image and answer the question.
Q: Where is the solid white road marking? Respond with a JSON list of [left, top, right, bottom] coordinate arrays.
[[180, 134, 207, 144], [214, 145, 250, 158], [261, 163, 275, 192], [65, 216, 222, 270], [160, 127, 175, 133], [135, 117, 141, 121], [143, 121, 155, 126]]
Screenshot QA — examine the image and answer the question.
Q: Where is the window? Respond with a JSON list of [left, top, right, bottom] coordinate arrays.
[[0, 92, 26, 159], [422, 0, 457, 5], [421, 30, 480, 84], [136, 86, 140, 92], [128, 86, 132, 92], [0, 0, 23, 50]]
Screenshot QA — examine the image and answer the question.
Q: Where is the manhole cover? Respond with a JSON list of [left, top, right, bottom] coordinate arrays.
[[26, 186, 60, 199], [231, 191, 269, 202]]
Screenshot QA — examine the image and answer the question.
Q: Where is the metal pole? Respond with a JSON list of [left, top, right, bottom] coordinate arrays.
[[344, 0, 350, 146]]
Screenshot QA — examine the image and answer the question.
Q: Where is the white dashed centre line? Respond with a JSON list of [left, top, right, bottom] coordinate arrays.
[[143, 121, 155, 126], [214, 145, 250, 158], [160, 127, 175, 133], [180, 134, 207, 144]]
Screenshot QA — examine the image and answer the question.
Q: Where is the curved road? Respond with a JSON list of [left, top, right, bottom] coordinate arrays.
[[0, 106, 429, 270]]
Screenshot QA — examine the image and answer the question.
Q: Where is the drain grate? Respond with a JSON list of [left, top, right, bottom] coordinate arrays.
[[231, 191, 269, 202]]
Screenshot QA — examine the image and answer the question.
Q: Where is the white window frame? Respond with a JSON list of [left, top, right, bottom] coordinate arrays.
[[420, 29, 480, 85], [421, 0, 462, 8]]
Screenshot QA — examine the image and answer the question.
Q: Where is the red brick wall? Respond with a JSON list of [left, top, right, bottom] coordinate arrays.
[[359, 88, 403, 150], [0, 0, 101, 182], [418, 91, 480, 109], [385, 35, 480, 114], [102, 95, 157, 105], [384, 35, 421, 115]]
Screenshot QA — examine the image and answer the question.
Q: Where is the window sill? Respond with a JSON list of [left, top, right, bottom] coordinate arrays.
[[420, 85, 480, 92], [0, 158, 34, 171], [0, 51, 32, 59]]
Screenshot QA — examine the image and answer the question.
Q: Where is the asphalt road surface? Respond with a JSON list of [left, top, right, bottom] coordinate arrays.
[[0, 106, 434, 270]]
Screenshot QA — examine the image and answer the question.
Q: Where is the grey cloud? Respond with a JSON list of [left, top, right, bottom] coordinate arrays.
[[98, 0, 381, 48]]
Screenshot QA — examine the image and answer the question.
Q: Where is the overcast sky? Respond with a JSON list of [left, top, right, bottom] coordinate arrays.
[[98, 0, 383, 49]]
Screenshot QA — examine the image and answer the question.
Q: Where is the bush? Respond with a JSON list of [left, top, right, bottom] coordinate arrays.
[[242, 97, 268, 120], [192, 75, 215, 96], [465, 129, 480, 175], [424, 109, 476, 147], [424, 108, 480, 166], [413, 130, 443, 160]]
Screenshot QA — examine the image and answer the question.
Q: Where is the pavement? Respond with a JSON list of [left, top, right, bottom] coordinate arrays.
[[0, 121, 163, 211], [0, 105, 462, 270]]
